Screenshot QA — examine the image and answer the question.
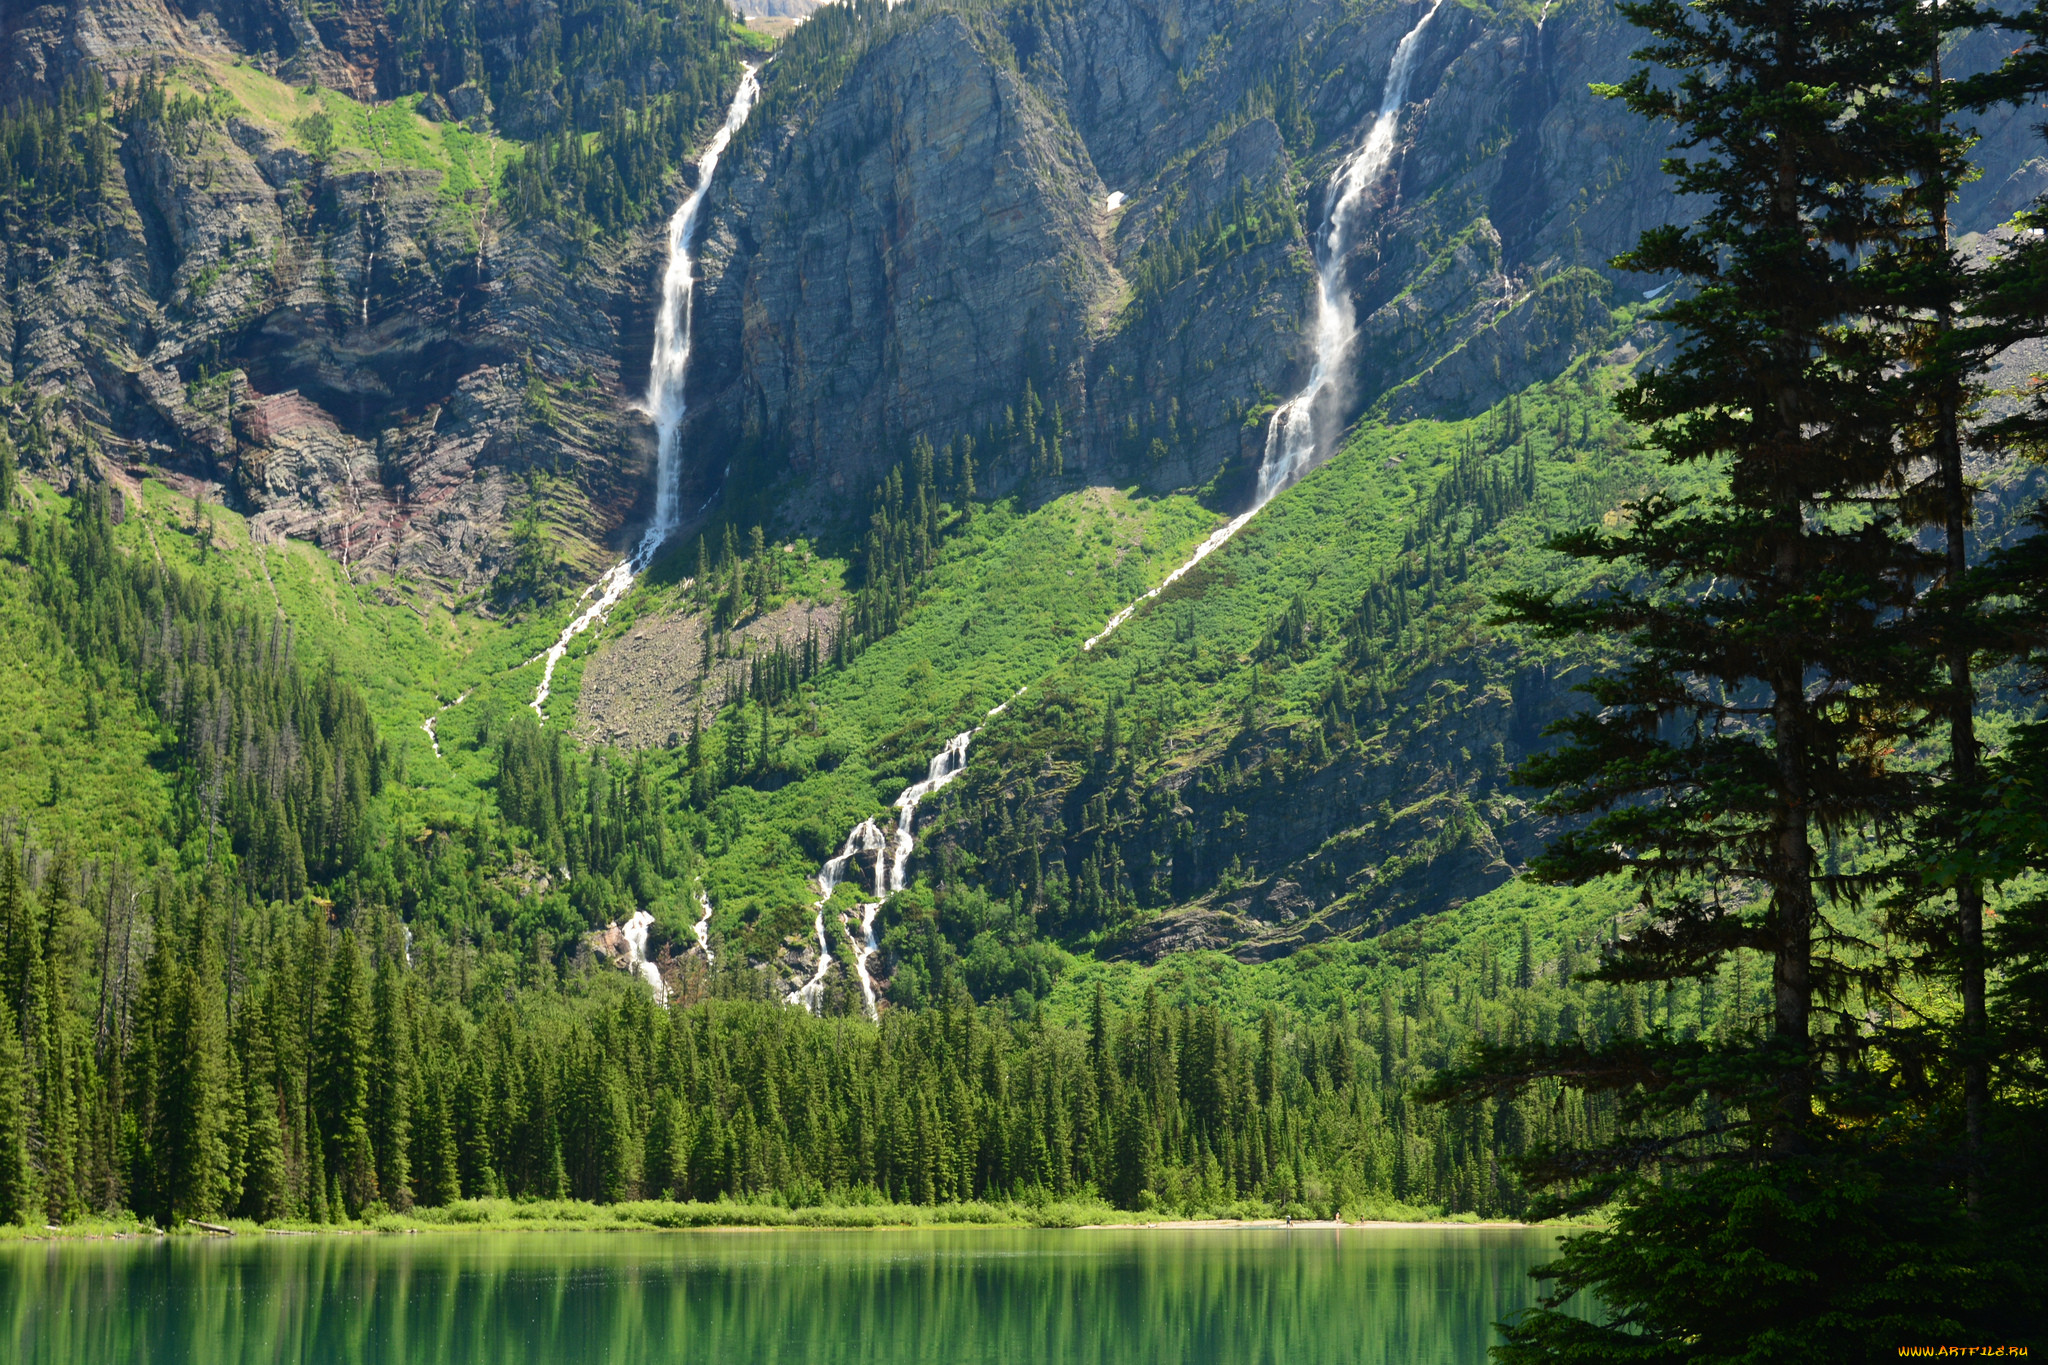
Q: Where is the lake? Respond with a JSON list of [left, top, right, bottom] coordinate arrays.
[[3, 1225, 1570, 1363]]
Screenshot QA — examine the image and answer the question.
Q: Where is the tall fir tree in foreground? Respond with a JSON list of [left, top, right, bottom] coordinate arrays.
[[1942, 3, 2048, 1320], [1423, 0, 2004, 1355]]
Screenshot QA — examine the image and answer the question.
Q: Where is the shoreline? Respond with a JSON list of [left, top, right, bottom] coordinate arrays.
[[3, 1210, 1560, 1244]]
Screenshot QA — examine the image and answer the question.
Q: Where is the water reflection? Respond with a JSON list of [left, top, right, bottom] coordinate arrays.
[[3, 1226, 1572, 1364]]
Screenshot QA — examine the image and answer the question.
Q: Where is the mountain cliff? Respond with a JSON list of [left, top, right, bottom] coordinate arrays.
[[680, 0, 2048, 531], [8, 0, 2042, 580], [1, 0, 741, 603]]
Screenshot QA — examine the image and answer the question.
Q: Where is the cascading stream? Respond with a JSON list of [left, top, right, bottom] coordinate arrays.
[[693, 889, 717, 965], [789, 818, 887, 1012], [783, 712, 992, 1017], [548, 13, 1445, 1011], [421, 689, 471, 758], [618, 908, 669, 1005], [1258, 0, 1446, 503], [1086, 0, 1447, 656], [787, 0, 1448, 1003], [527, 67, 762, 721]]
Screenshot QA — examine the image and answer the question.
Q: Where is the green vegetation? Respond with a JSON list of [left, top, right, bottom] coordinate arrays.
[[924, 369, 1661, 958], [1416, 0, 2048, 1355], [1, 2, 2047, 1358], [479, 0, 747, 231], [1122, 175, 1304, 318]]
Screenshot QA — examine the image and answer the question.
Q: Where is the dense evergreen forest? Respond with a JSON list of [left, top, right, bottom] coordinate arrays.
[[0, 431, 1672, 1230], [400, 0, 748, 231]]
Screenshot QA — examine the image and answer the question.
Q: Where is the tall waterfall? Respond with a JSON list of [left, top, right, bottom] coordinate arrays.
[[1083, 0, 1446, 657], [640, 68, 762, 561], [1257, 0, 1446, 501], [528, 68, 762, 720], [784, 6, 1451, 1013]]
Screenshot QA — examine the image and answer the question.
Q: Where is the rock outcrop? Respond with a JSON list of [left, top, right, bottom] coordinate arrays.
[[7, 0, 2045, 597], [677, 0, 2048, 532], [2, 10, 687, 599]]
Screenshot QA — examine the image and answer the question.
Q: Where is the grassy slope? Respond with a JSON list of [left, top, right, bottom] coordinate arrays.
[[66, 478, 571, 832], [11, 355, 1661, 965], [673, 488, 1228, 952], [31, 469, 1226, 956], [183, 56, 517, 201], [908, 350, 1687, 960]]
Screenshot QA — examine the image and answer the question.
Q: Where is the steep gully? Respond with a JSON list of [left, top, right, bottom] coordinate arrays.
[[521, 5, 1445, 1011]]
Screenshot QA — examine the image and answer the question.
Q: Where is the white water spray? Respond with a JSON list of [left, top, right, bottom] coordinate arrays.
[[421, 689, 471, 757], [528, 68, 762, 720], [784, 0, 1447, 1001], [789, 729, 975, 1019], [618, 908, 669, 1005], [887, 731, 974, 894], [1082, 0, 1446, 656], [789, 818, 885, 1012], [692, 888, 717, 965], [1258, 0, 1445, 503]]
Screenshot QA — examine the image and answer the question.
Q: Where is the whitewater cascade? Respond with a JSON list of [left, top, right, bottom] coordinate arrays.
[[421, 689, 471, 757], [693, 888, 717, 965], [618, 908, 669, 1005], [1081, 0, 1445, 659], [788, 8, 1449, 1005], [543, 11, 1447, 1005], [1258, 0, 1445, 502], [527, 67, 762, 720], [786, 729, 975, 1019], [788, 818, 886, 1012]]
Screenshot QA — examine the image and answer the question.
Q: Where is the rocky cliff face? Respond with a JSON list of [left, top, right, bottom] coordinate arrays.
[[4, 0, 390, 103], [676, 0, 1681, 526], [1, 0, 703, 600], [682, 11, 1120, 524], [680, 0, 2048, 534], [8, 0, 2044, 598]]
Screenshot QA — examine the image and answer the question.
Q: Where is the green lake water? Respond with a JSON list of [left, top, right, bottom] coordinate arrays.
[[3, 1225, 1572, 1363]]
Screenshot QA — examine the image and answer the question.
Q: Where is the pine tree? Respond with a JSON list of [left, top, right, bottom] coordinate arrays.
[[314, 931, 378, 1215], [1424, 0, 1983, 1353], [413, 1056, 461, 1209], [0, 995, 28, 1225], [370, 947, 412, 1211], [1940, 7, 2048, 1316], [34, 853, 79, 1223], [152, 893, 234, 1223], [234, 988, 289, 1222]]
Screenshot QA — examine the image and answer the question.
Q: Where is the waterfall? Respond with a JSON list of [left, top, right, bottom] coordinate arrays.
[[1083, 509, 1258, 651], [639, 67, 761, 562], [784, 2, 1447, 1009], [1257, 0, 1446, 501], [421, 688, 471, 758], [528, 67, 763, 720], [789, 729, 974, 1019], [619, 908, 669, 1005], [886, 731, 974, 895], [1081, 0, 1446, 656], [789, 818, 886, 1012], [693, 888, 717, 965]]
